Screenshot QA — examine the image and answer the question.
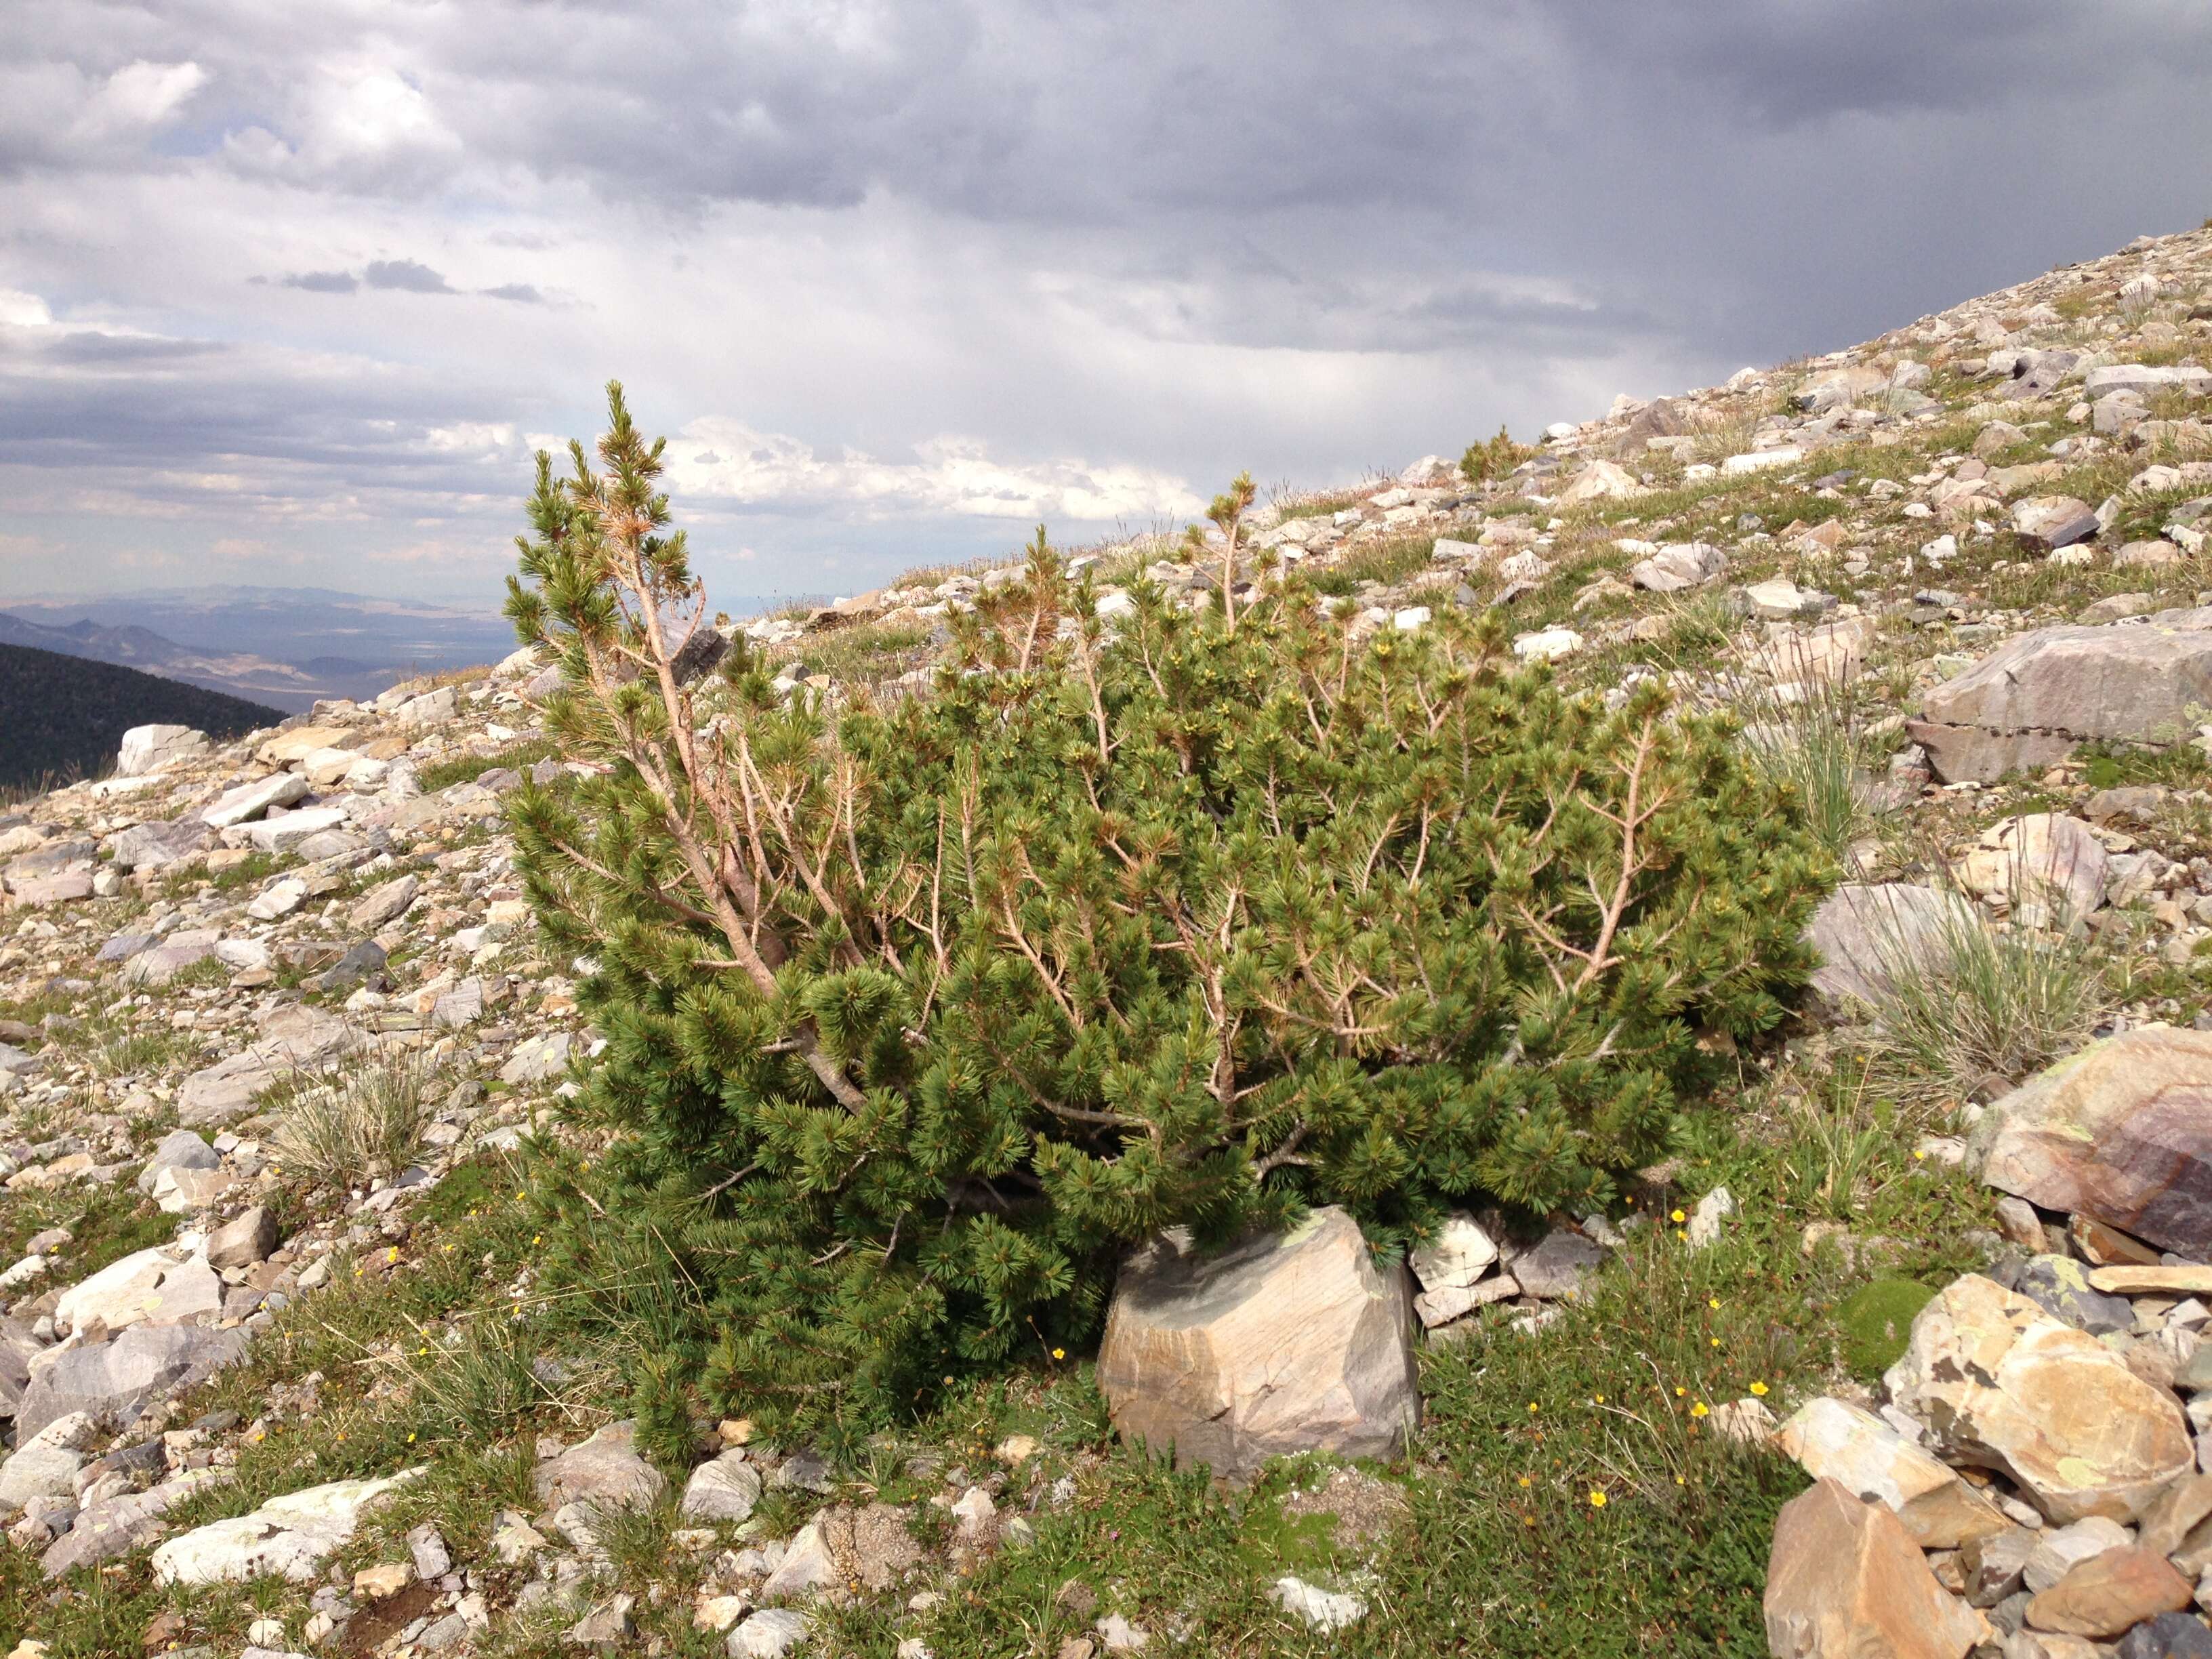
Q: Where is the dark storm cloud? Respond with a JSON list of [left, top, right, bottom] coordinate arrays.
[[279, 269, 358, 293], [362, 258, 453, 294], [3, 1, 2212, 600]]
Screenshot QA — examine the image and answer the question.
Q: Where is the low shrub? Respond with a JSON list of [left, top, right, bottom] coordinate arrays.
[[506, 384, 1831, 1435]]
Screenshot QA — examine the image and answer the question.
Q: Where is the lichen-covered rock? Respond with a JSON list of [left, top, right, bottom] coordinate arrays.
[[1883, 1274, 2193, 1523], [1097, 1207, 1417, 1483], [1971, 1027, 2212, 1258]]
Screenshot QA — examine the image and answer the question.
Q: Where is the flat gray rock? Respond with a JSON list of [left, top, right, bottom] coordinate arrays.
[[15, 1323, 247, 1442]]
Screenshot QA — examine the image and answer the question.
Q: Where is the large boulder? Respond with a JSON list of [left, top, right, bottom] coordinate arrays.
[[1970, 1027, 2212, 1258], [1883, 1274, 2193, 1523], [1793, 364, 1889, 414], [151, 1470, 422, 1585], [255, 726, 352, 768], [1096, 1207, 1418, 1483], [39, 1467, 229, 1578], [138, 1128, 219, 1195], [14, 1324, 246, 1442], [1906, 608, 2212, 783], [244, 804, 350, 854], [117, 724, 208, 775], [1804, 884, 1984, 1015], [0, 1315, 40, 1421], [1627, 542, 1727, 594], [2011, 496, 2101, 552], [1556, 459, 1646, 506], [105, 818, 216, 874], [1763, 1477, 1991, 1658], [1774, 1397, 2011, 1549], [201, 772, 310, 829], [2024, 1547, 2194, 1639]]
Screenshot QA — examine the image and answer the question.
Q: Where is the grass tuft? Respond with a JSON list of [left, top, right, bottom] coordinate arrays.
[[270, 1052, 438, 1187]]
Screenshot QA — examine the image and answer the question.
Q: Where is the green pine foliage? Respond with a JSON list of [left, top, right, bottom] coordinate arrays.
[[1460, 424, 1532, 484], [506, 384, 1830, 1438]]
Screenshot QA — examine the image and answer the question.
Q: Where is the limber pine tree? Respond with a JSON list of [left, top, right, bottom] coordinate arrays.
[[505, 383, 1830, 1437]]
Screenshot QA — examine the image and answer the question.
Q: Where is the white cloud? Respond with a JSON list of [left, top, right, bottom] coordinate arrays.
[[668, 419, 1203, 524], [83, 60, 207, 131], [0, 289, 54, 327]]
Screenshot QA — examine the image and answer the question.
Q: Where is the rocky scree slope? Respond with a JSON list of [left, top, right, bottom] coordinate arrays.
[[9, 223, 2212, 1657]]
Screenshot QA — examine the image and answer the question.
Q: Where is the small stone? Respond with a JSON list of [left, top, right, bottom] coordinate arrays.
[[1995, 1197, 2047, 1251], [567, 1593, 635, 1647], [1095, 1614, 1149, 1653], [407, 1522, 451, 1581], [2116, 1612, 2212, 1659], [352, 1561, 412, 1599], [727, 1608, 809, 1658], [681, 1451, 764, 1523], [1268, 1575, 1367, 1631], [1688, 1186, 1735, 1250]]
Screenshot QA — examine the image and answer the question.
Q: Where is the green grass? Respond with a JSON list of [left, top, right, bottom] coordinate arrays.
[[2076, 740, 2212, 792], [0, 1176, 176, 1283], [415, 737, 560, 793], [1301, 534, 1441, 596], [161, 851, 282, 900]]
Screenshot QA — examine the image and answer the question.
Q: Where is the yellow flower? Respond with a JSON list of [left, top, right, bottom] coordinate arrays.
[[1051, 1347, 1065, 1361], [1517, 1475, 1531, 1488], [1709, 1336, 1721, 1348], [386, 1247, 398, 1263], [1528, 1402, 1540, 1414], [407, 1432, 417, 1443], [1690, 1401, 1709, 1418], [1674, 1387, 1686, 1397], [1707, 1296, 1720, 1310], [1670, 1208, 1686, 1223], [1591, 1394, 1604, 1405], [1749, 1380, 1769, 1397], [1589, 1491, 1607, 1509]]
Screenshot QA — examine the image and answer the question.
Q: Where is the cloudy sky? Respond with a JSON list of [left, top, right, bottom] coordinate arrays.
[[3, 2, 2210, 613]]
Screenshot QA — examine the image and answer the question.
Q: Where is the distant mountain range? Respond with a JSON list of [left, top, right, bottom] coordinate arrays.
[[0, 585, 787, 713], [0, 587, 520, 712], [0, 642, 282, 793]]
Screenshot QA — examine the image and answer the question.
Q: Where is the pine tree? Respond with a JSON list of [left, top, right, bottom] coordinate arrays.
[[507, 385, 1829, 1437]]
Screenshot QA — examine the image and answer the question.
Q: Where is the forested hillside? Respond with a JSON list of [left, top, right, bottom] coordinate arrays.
[[0, 642, 281, 792]]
